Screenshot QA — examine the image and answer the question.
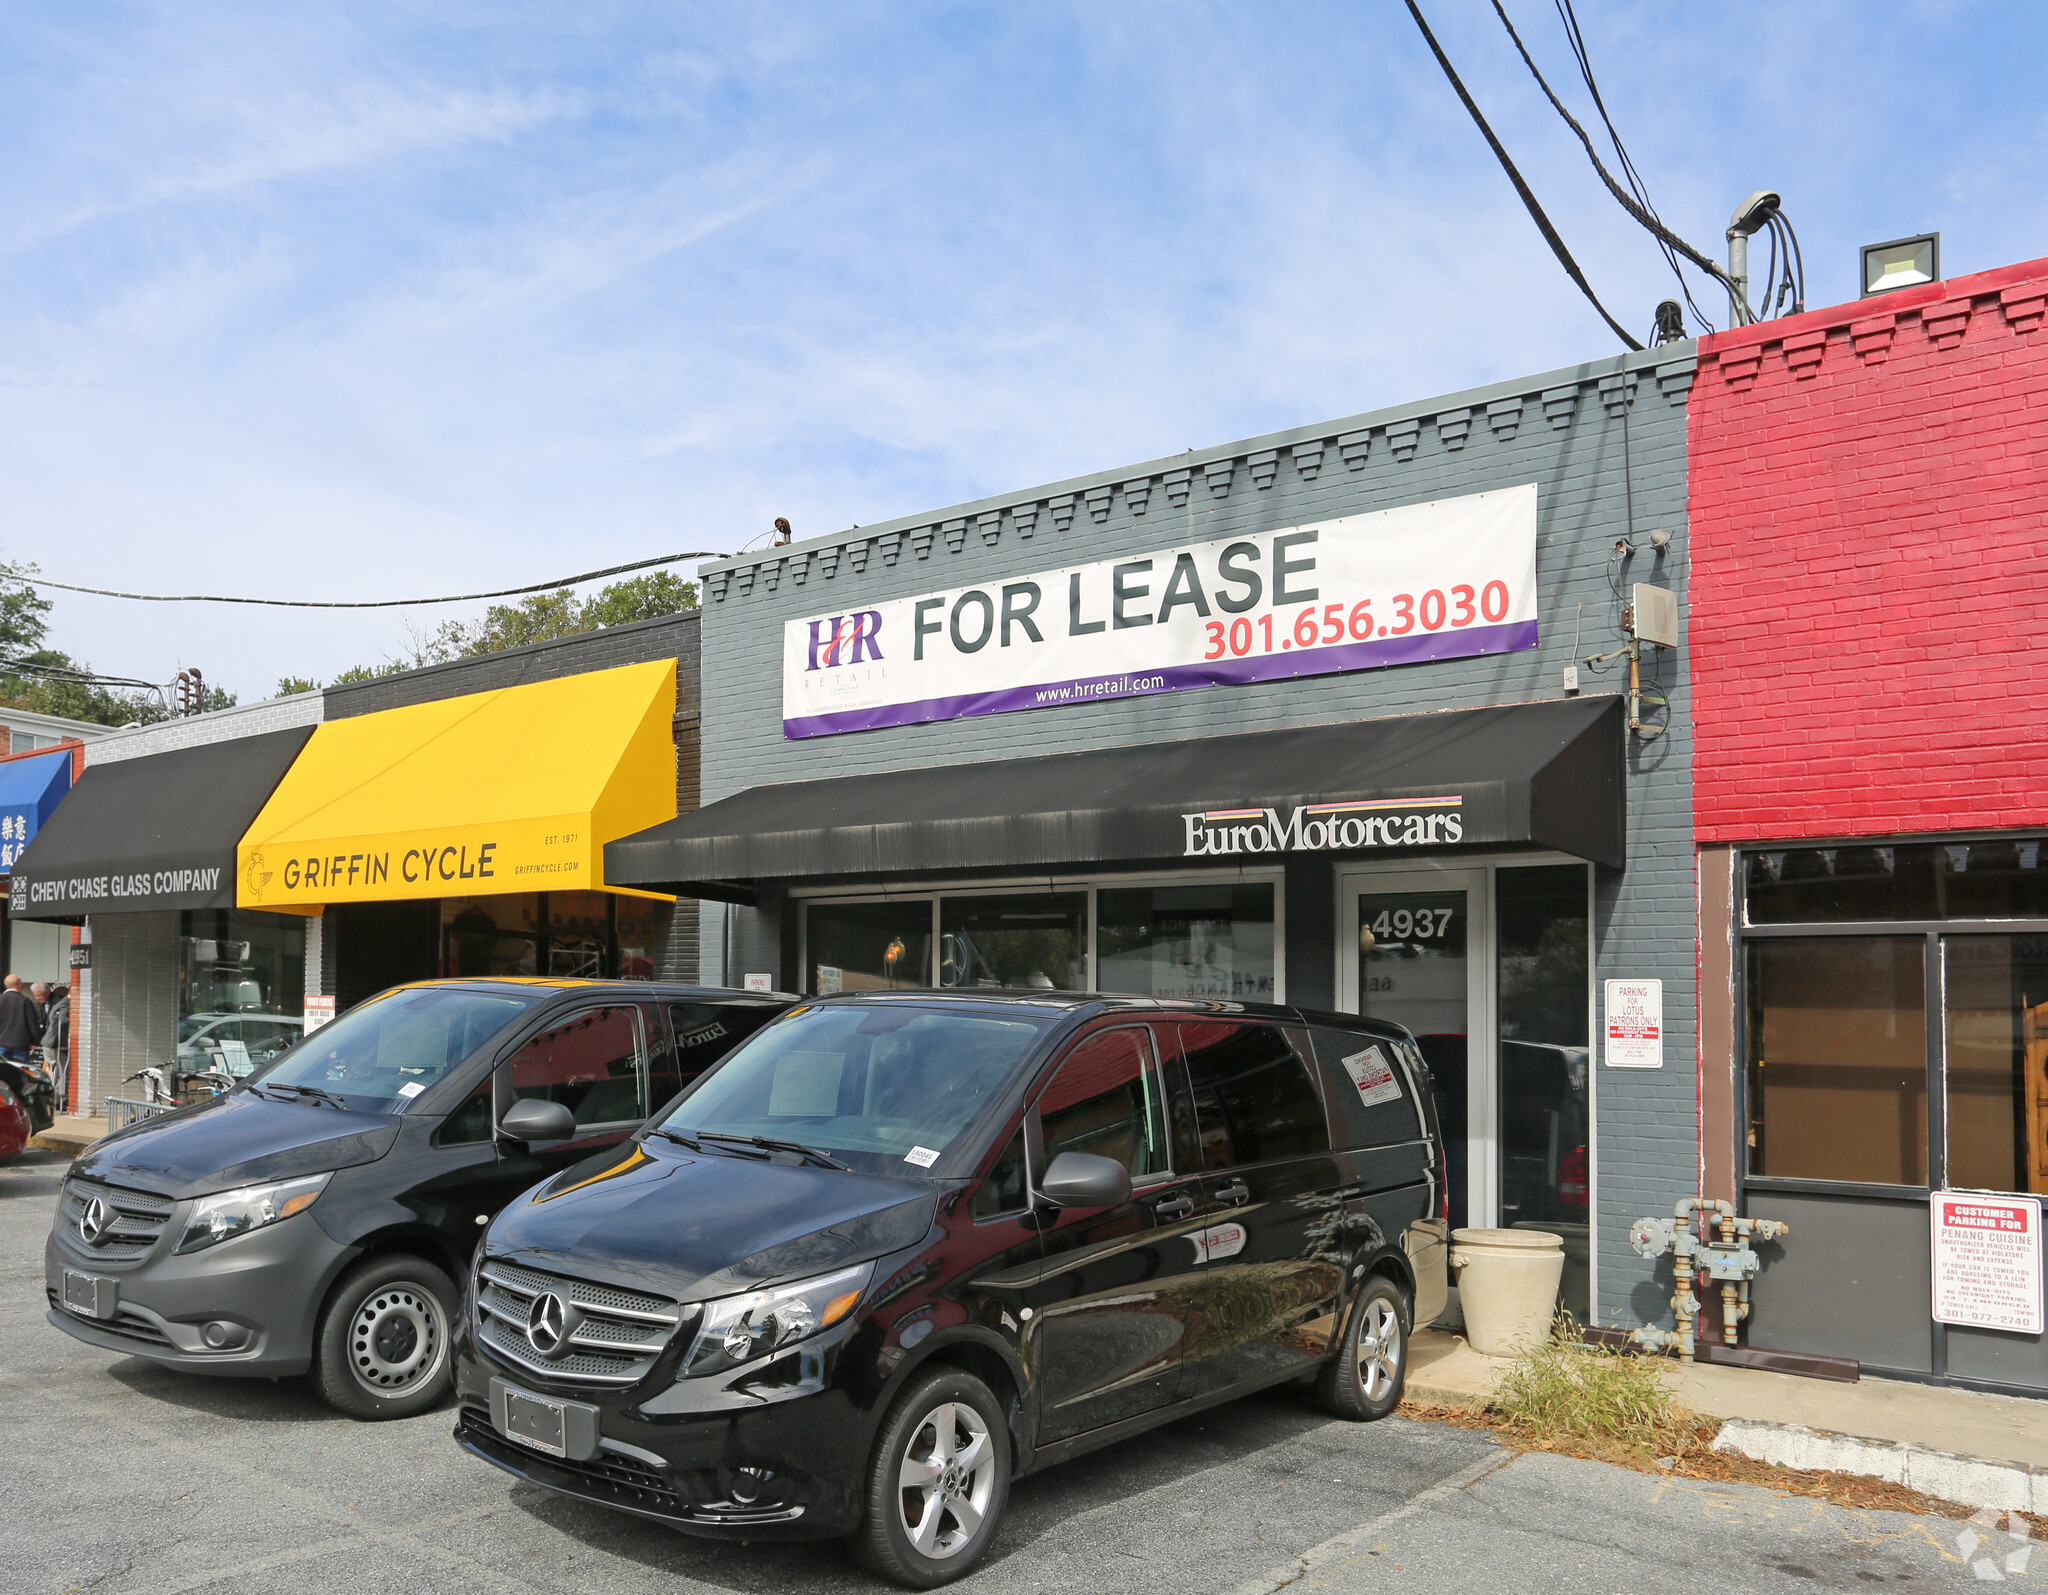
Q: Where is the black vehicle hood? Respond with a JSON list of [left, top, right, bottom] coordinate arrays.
[[72, 1090, 401, 1201], [488, 1142, 939, 1304]]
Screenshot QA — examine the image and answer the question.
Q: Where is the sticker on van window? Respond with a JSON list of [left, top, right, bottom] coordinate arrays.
[[904, 1145, 941, 1167], [397, 1081, 426, 1099], [1339, 1046, 1404, 1108], [1190, 1221, 1247, 1262]]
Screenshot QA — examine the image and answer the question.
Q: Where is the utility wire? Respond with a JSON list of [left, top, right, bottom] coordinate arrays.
[[1551, 0, 1716, 335], [1487, 0, 1735, 321], [1403, 0, 1643, 352], [0, 656, 163, 692], [13, 550, 731, 609]]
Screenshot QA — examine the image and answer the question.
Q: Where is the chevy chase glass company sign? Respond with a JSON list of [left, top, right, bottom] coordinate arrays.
[[1183, 796, 1462, 857], [783, 483, 1538, 739]]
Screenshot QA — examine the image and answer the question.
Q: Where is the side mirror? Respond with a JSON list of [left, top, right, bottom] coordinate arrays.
[[1036, 1151, 1132, 1210], [498, 1097, 575, 1146]]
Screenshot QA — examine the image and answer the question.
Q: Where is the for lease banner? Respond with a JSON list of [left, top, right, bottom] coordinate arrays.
[[782, 484, 1539, 739]]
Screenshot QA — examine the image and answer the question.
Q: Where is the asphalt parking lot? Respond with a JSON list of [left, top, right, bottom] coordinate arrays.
[[2, 1147, 2012, 1594]]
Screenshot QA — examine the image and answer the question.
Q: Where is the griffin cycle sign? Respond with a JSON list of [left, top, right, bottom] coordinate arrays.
[[1183, 796, 1463, 857], [782, 483, 1538, 738]]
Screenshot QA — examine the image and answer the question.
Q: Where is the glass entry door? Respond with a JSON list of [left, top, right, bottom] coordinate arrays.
[[1339, 868, 1489, 1233]]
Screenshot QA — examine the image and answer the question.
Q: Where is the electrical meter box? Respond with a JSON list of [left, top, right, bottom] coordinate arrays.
[[1630, 583, 1680, 648]]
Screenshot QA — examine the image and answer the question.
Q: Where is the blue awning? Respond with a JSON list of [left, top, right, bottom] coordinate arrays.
[[0, 750, 73, 873]]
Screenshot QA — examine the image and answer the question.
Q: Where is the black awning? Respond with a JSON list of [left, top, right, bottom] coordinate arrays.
[[8, 726, 315, 920], [607, 696, 1625, 901]]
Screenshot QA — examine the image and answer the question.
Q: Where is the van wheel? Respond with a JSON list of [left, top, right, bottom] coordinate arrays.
[[310, 1255, 455, 1421], [1318, 1274, 1409, 1421], [851, 1367, 1011, 1588]]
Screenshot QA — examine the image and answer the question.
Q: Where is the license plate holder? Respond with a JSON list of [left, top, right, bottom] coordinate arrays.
[[62, 1269, 115, 1320], [489, 1377, 600, 1462]]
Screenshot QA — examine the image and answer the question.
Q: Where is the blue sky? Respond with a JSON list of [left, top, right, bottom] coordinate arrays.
[[1, 2, 2040, 700]]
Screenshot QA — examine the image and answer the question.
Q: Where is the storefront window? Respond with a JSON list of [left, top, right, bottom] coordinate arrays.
[[616, 896, 658, 981], [1495, 865, 1590, 1320], [1747, 842, 2048, 924], [940, 893, 1086, 990], [442, 895, 540, 977], [1943, 935, 2048, 1194], [1745, 936, 1927, 1185], [1097, 884, 1274, 1001], [546, 891, 610, 979], [177, 910, 307, 1075], [809, 899, 934, 994]]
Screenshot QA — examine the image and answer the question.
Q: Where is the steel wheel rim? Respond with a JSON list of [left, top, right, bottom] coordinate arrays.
[[896, 1400, 995, 1560], [1357, 1297, 1402, 1401], [349, 1284, 444, 1393]]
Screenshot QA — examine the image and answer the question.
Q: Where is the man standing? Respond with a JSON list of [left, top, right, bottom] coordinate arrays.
[[0, 974, 43, 1063]]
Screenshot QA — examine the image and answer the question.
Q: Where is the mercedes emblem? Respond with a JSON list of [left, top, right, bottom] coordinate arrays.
[[526, 1291, 572, 1358], [79, 1197, 112, 1247]]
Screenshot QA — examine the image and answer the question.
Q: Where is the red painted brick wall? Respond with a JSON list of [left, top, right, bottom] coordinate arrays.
[[1689, 256, 2048, 843]]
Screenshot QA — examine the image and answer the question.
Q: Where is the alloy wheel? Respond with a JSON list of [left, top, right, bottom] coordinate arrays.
[[896, 1400, 996, 1560], [349, 1283, 445, 1393], [1357, 1295, 1403, 1402]]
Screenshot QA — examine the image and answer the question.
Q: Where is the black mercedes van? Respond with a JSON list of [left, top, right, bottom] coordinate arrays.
[[452, 991, 1448, 1588], [46, 978, 788, 1418]]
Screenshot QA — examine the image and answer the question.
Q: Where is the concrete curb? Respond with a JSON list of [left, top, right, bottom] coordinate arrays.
[[27, 1129, 92, 1156], [1713, 1417, 2047, 1514]]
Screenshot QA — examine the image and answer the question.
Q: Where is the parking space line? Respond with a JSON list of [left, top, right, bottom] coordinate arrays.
[[1217, 1447, 1515, 1595]]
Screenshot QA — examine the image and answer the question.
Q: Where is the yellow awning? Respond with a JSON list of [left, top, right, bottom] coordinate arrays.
[[236, 659, 677, 909]]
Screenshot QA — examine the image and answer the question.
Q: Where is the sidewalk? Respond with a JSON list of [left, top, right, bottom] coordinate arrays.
[[1409, 1326, 2048, 1512], [29, 1115, 104, 1156]]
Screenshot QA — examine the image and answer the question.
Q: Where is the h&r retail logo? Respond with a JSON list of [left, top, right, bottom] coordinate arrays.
[[807, 612, 884, 671]]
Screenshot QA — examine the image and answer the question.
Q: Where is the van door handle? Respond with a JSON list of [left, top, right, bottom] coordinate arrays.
[[1214, 1180, 1251, 1206], [1151, 1193, 1195, 1220]]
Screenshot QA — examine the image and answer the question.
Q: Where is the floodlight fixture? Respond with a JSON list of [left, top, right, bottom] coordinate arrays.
[[1861, 234, 1940, 297]]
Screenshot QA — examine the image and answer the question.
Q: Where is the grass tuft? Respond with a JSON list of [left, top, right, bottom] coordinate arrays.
[[1481, 1313, 1688, 1461]]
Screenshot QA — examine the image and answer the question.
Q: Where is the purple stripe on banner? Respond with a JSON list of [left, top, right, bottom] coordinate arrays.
[[784, 618, 1539, 739]]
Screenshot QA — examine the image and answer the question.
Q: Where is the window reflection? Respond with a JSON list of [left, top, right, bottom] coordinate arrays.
[[1097, 884, 1273, 1000], [939, 894, 1086, 990], [807, 900, 933, 994], [1746, 936, 1927, 1185], [1944, 935, 2048, 1194]]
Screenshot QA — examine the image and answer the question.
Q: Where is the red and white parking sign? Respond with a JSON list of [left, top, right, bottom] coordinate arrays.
[[1931, 1191, 2044, 1335], [1603, 979, 1663, 1069]]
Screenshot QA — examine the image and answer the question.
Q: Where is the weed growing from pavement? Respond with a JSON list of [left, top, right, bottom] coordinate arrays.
[[1404, 1312, 2041, 1528]]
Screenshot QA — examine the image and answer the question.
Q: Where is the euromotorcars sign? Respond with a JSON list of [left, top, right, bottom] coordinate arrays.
[[783, 483, 1539, 738]]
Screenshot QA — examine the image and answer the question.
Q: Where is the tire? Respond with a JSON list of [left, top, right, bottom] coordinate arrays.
[[850, 1367, 1011, 1588], [310, 1254, 456, 1421], [1317, 1273, 1409, 1422]]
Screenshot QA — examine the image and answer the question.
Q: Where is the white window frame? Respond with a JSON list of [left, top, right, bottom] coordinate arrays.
[[794, 865, 1287, 1003]]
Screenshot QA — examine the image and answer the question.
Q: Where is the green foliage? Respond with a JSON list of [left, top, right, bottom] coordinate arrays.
[[0, 564, 53, 655], [580, 571, 698, 629], [310, 568, 700, 686], [275, 676, 319, 697], [0, 648, 235, 727], [1484, 1313, 1678, 1446]]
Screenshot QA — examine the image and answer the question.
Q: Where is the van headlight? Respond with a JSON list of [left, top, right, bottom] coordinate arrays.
[[678, 1261, 873, 1379], [175, 1173, 331, 1255]]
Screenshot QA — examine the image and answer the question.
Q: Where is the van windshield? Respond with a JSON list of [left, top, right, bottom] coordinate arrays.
[[247, 986, 540, 1114], [657, 1003, 1052, 1175]]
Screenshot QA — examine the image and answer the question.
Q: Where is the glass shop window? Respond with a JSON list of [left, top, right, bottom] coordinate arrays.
[[1096, 883, 1275, 1001], [939, 893, 1086, 991], [615, 896, 658, 981], [177, 910, 307, 1074], [1745, 937, 1927, 1185], [442, 895, 541, 978], [1943, 935, 2048, 1195], [1746, 840, 2048, 924], [806, 900, 934, 994], [547, 891, 611, 979]]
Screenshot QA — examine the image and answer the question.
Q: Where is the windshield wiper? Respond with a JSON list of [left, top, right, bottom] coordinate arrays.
[[260, 1082, 348, 1110], [645, 1127, 701, 1151], [697, 1130, 851, 1171]]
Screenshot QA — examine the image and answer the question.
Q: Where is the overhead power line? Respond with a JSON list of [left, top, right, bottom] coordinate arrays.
[[1402, 0, 1644, 353], [1486, 1, 1734, 313], [15, 550, 732, 610]]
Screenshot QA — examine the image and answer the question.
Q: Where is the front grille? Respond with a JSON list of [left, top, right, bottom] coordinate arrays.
[[63, 1179, 175, 1261], [460, 1410, 684, 1513], [476, 1260, 685, 1387]]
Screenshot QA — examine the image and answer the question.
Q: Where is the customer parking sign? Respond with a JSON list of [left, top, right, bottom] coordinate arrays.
[[1932, 1191, 2044, 1335]]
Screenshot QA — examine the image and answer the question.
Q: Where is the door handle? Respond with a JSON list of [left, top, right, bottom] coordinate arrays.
[[1214, 1180, 1251, 1206], [1151, 1193, 1196, 1220]]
